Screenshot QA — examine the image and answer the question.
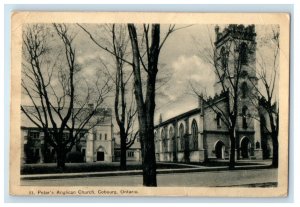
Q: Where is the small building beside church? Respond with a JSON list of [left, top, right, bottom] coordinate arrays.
[[21, 106, 142, 164], [21, 107, 115, 164]]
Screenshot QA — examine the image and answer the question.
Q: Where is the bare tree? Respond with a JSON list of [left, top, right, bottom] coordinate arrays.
[[79, 23, 181, 186], [21, 24, 110, 169], [249, 26, 279, 168], [108, 24, 138, 170], [193, 25, 257, 169], [111, 25, 139, 170], [77, 24, 138, 171], [127, 24, 181, 186]]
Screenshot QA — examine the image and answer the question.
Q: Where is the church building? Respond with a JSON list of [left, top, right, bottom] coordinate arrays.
[[154, 24, 272, 163]]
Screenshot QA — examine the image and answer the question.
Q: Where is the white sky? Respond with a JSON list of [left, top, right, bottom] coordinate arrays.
[[73, 24, 218, 125]]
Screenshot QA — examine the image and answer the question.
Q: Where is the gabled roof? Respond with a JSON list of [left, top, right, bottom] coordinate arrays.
[[154, 92, 228, 129], [154, 108, 201, 129]]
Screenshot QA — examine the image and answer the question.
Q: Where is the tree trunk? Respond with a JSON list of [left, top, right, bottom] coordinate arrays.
[[271, 133, 278, 168], [268, 112, 279, 168], [141, 127, 157, 186], [229, 129, 236, 170], [173, 136, 178, 162], [42, 133, 50, 163], [120, 130, 127, 171], [184, 134, 190, 163], [127, 24, 160, 187], [56, 147, 66, 170]]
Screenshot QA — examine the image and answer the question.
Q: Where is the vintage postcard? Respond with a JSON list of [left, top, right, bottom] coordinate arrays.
[[10, 12, 290, 197]]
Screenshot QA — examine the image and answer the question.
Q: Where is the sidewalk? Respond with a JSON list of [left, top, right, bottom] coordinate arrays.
[[21, 162, 272, 180]]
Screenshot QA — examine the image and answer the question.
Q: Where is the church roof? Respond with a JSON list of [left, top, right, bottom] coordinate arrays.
[[154, 108, 201, 128], [154, 91, 228, 129]]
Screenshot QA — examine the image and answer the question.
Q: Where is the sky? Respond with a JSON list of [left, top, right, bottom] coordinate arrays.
[[22, 24, 278, 129], [154, 25, 216, 122], [75, 24, 218, 125]]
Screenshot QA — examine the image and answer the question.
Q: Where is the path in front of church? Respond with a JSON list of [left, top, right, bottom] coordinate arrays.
[[21, 168, 277, 187]]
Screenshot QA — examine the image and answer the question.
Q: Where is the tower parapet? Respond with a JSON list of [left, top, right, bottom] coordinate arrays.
[[215, 24, 256, 46], [204, 91, 229, 106]]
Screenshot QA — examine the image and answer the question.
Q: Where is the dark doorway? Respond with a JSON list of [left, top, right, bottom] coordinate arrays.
[[241, 137, 251, 159], [97, 152, 104, 161], [215, 141, 225, 159]]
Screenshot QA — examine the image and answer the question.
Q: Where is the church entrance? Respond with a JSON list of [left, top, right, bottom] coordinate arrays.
[[97, 152, 104, 161], [215, 141, 225, 159], [241, 137, 251, 159], [96, 146, 105, 161]]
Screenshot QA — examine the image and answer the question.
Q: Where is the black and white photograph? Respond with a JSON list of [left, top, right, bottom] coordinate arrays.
[[9, 12, 290, 197]]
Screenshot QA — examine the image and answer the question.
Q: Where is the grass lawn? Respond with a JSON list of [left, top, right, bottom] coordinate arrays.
[[21, 161, 189, 175], [21, 160, 270, 175], [223, 182, 278, 188], [191, 160, 267, 167]]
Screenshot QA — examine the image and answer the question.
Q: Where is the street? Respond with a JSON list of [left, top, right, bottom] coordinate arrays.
[[21, 168, 277, 187]]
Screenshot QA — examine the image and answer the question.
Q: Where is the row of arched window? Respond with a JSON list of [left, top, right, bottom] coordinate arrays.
[[156, 121, 198, 140], [155, 120, 199, 152]]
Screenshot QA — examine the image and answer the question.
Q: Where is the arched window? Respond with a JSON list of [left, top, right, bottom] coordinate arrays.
[[256, 141, 260, 149], [179, 124, 185, 151], [241, 81, 248, 98], [169, 126, 174, 152], [161, 128, 167, 152], [161, 128, 165, 140], [242, 106, 248, 129], [216, 112, 222, 127], [239, 42, 248, 65], [154, 131, 158, 153], [169, 126, 174, 139], [215, 140, 226, 159], [191, 120, 198, 150], [220, 46, 228, 70]]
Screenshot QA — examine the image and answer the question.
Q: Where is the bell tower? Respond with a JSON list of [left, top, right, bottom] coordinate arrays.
[[213, 24, 257, 98], [213, 24, 262, 159]]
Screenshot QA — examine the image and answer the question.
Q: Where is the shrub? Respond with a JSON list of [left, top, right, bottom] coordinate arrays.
[[67, 151, 84, 163]]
